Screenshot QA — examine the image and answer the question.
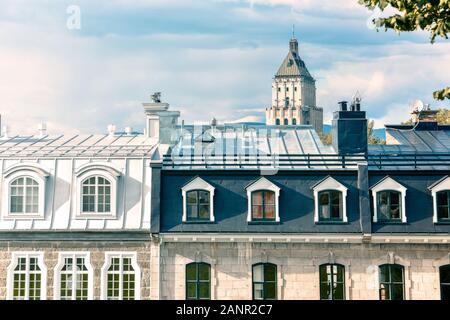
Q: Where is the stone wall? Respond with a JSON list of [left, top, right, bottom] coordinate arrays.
[[159, 241, 450, 300], [0, 241, 154, 300]]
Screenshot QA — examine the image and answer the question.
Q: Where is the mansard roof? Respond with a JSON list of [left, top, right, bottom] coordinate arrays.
[[275, 49, 314, 79], [0, 133, 158, 159]]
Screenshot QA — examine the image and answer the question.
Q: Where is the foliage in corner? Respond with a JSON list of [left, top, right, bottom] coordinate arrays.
[[359, 0, 450, 100]]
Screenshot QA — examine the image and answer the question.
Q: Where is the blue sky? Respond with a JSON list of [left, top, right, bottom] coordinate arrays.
[[0, 0, 448, 135]]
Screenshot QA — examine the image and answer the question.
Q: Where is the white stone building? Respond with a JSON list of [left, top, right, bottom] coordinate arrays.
[[265, 35, 323, 132]]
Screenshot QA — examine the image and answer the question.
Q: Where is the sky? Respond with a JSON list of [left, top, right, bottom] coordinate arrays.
[[0, 0, 449, 135]]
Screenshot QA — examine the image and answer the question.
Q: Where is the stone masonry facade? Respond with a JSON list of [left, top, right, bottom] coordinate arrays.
[[159, 241, 450, 300], [0, 240, 155, 300]]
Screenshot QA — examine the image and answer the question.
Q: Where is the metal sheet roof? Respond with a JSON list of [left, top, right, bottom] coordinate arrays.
[[0, 134, 158, 159]]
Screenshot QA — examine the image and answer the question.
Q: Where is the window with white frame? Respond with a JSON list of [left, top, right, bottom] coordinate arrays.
[[81, 176, 111, 213], [246, 177, 280, 222], [312, 176, 348, 223], [101, 253, 141, 300], [75, 163, 121, 219], [7, 252, 47, 300], [429, 176, 450, 223], [371, 176, 407, 223], [10, 177, 39, 214], [1, 164, 49, 219], [181, 177, 215, 222], [54, 253, 93, 300]]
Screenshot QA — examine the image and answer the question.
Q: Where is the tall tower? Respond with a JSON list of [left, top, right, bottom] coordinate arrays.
[[265, 31, 323, 133]]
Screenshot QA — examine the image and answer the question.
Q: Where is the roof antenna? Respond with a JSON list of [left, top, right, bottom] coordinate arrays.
[[292, 24, 295, 39]]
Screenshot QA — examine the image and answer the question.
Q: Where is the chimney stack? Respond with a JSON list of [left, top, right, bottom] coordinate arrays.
[[143, 92, 180, 144], [332, 100, 367, 154], [107, 124, 116, 137], [38, 122, 47, 137]]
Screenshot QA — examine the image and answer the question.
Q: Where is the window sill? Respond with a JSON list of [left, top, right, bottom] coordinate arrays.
[[373, 221, 406, 225], [248, 221, 280, 225], [3, 214, 45, 220], [182, 221, 215, 224], [76, 213, 117, 220], [315, 221, 348, 225], [434, 221, 450, 225]]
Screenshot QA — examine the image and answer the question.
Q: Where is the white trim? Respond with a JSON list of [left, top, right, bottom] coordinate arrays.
[[101, 252, 141, 300], [181, 177, 215, 222], [7, 252, 47, 300], [371, 177, 407, 223], [246, 177, 280, 222], [429, 177, 450, 223], [75, 165, 120, 220], [2, 169, 47, 220], [53, 252, 94, 300], [312, 176, 348, 223]]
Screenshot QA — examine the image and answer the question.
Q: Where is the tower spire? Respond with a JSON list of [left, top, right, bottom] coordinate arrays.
[[292, 24, 295, 39]]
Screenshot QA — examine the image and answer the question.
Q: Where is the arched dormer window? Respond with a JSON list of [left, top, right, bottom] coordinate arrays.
[[312, 176, 348, 223], [371, 176, 407, 223], [429, 176, 450, 223], [75, 163, 121, 219], [2, 163, 49, 220], [181, 177, 215, 222], [246, 177, 280, 223]]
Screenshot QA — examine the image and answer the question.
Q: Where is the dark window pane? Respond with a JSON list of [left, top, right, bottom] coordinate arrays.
[[391, 266, 404, 282], [331, 191, 341, 205], [379, 265, 389, 283], [264, 265, 276, 282], [336, 266, 344, 282], [390, 205, 400, 219], [390, 192, 400, 205], [265, 282, 276, 299], [198, 191, 209, 204], [198, 283, 210, 299], [438, 206, 449, 219], [186, 264, 196, 281], [440, 265, 450, 284], [198, 264, 210, 281], [319, 265, 328, 282], [187, 191, 197, 205], [186, 283, 197, 299], [437, 191, 448, 206], [319, 192, 329, 206], [320, 282, 331, 300], [333, 283, 345, 300], [331, 205, 341, 218], [441, 285, 450, 300], [379, 192, 388, 205], [391, 284, 404, 300], [198, 205, 210, 219]]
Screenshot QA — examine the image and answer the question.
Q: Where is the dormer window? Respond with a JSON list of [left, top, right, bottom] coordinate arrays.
[[10, 177, 39, 214], [371, 176, 407, 223], [181, 177, 215, 222], [251, 190, 275, 221], [81, 176, 111, 213], [429, 176, 450, 223], [246, 177, 280, 223], [75, 163, 121, 219], [318, 190, 343, 222], [312, 176, 348, 223], [2, 163, 49, 220]]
